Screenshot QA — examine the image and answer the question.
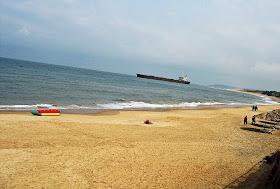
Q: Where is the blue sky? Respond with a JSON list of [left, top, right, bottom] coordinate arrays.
[[1, 0, 280, 90]]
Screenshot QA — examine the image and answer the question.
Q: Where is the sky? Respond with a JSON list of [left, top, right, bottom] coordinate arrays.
[[1, 0, 280, 90]]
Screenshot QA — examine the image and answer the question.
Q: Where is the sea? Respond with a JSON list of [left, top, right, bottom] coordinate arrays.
[[0, 57, 278, 113]]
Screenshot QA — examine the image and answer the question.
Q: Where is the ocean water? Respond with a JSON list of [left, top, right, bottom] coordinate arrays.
[[0, 57, 278, 112]]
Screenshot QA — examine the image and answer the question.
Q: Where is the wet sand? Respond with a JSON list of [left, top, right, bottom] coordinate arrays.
[[1, 105, 280, 188]]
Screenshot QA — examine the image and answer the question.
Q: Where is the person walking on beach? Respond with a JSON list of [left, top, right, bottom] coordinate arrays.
[[244, 116, 248, 125], [252, 115, 256, 125], [252, 105, 255, 111]]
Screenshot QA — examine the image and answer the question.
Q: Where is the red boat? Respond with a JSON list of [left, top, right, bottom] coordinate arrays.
[[31, 109, 63, 116]]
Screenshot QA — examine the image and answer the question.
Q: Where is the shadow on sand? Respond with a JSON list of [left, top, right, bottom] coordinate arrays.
[[240, 127, 263, 133], [224, 161, 272, 188]]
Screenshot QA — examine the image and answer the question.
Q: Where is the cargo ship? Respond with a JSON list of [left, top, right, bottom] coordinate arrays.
[[137, 74, 190, 84]]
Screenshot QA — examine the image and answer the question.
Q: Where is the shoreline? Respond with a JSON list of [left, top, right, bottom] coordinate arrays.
[[1, 90, 280, 114], [0, 103, 277, 114], [0, 89, 280, 114], [1, 104, 279, 115], [1, 90, 279, 114], [231, 89, 280, 103], [0, 104, 258, 114]]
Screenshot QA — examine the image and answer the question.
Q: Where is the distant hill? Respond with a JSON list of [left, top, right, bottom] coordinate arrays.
[[208, 84, 240, 90]]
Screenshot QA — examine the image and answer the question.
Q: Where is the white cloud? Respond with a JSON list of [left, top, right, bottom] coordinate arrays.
[[18, 27, 30, 35]]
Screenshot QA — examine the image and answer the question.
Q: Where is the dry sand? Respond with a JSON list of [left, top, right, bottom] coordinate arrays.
[[1, 105, 280, 188]]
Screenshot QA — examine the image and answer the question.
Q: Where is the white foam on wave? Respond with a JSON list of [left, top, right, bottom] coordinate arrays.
[[241, 92, 280, 105], [1, 98, 278, 111], [0, 104, 59, 110], [261, 96, 279, 105], [246, 93, 280, 105], [0, 102, 226, 110], [96, 101, 228, 110], [0, 104, 100, 110]]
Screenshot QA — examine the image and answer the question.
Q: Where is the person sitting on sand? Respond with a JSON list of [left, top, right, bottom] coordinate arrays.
[[144, 120, 153, 124], [244, 116, 247, 125]]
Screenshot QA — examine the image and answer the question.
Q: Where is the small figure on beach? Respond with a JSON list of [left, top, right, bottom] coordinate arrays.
[[244, 116, 248, 125], [252, 115, 256, 125], [252, 105, 258, 111], [144, 120, 153, 124]]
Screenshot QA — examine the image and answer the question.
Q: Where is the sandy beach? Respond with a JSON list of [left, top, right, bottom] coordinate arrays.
[[1, 105, 280, 188]]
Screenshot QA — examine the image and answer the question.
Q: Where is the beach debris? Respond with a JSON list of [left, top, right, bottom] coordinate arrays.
[[259, 128, 275, 134], [257, 120, 280, 129], [256, 109, 280, 122], [255, 109, 280, 131], [144, 120, 153, 124], [273, 125, 280, 130], [31, 109, 63, 116]]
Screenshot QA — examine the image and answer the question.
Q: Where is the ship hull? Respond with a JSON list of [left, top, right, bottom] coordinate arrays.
[[137, 74, 190, 84]]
